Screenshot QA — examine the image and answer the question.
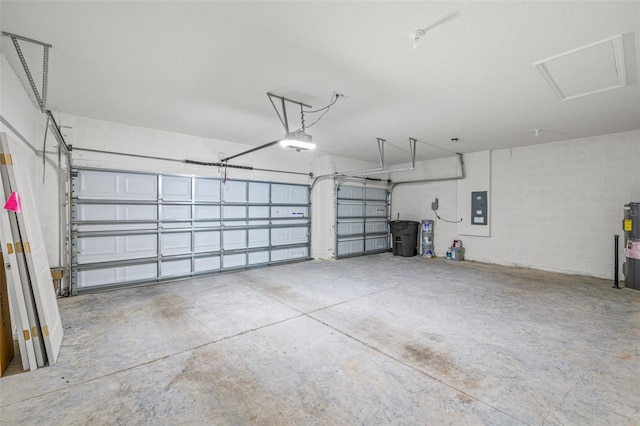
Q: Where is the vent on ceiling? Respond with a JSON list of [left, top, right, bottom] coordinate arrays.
[[534, 34, 627, 101]]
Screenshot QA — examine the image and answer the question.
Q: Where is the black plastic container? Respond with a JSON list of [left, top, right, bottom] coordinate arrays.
[[389, 220, 419, 257]]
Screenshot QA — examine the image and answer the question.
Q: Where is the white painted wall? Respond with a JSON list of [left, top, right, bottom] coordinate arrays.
[[391, 131, 640, 279], [390, 155, 463, 258], [1, 52, 61, 267], [57, 113, 378, 261]]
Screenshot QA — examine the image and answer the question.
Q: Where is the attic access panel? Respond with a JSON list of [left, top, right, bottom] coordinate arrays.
[[534, 34, 627, 101]]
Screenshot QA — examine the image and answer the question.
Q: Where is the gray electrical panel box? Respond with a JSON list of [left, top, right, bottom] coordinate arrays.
[[471, 191, 488, 225]]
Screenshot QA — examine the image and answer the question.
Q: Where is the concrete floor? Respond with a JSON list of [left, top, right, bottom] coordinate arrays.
[[1, 253, 639, 425]]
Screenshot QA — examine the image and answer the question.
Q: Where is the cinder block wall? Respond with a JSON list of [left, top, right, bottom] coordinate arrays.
[[392, 131, 640, 279]]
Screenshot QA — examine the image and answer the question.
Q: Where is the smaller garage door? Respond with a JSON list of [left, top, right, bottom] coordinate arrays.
[[336, 185, 389, 258]]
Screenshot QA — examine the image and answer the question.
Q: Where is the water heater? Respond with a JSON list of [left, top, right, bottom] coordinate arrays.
[[623, 202, 640, 290]]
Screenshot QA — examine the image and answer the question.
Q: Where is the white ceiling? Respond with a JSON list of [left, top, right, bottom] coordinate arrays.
[[1, 1, 639, 164]]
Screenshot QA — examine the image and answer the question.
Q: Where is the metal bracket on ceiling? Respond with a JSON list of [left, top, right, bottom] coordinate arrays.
[[376, 138, 385, 169], [220, 93, 313, 163], [267, 92, 312, 134], [2, 31, 52, 113]]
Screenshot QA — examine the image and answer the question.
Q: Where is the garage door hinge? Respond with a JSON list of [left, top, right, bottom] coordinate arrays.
[[6, 243, 13, 254], [23, 330, 30, 341], [42, 326, 49, 337], [24, 242, 31, 253], [15, 242, 22, 253], [31, 326, 38, 337]]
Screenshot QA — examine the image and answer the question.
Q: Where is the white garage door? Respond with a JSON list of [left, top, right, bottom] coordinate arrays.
[[72, 168, 310, 293], [336, 185, 389, 258]]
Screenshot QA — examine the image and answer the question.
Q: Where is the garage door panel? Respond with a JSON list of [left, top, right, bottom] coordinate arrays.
[[123, 174, 157, 199], [271, 184, 308, 204], [75, 170, 119, 199], [161, 259, 191, 277], [162, 176, 191, 201], [248, 251, 269, 265], [195, 178, 220, 201], [249, 206, 269, 218], [194, 231, 220, 252], [194, 256, 220, 272], [248, 228, 269, 248], [223, 205, 246, 219], [337, 186, 363, 200], [366, 220, 388, 234], [337, 219, 364, 236], [271, 206, 308, 219], [272, 227, 307, 246], [365, 187, 387, 201], [76, 170, 158, 200], [77, 263, 157, 289], [366, 202, 388, 217], [271, 247, 308, 262], [161, 232, 192, 255], [223, 181, 247, 202], [194, 205, 220, 220], [162, 205, 191, 220], [249, 182, 270, 203], [76, 204, 157, 222], [366, 236, 389, 251], [337, 238, 365, 256], [223, 253, 246, 269], [223, 229, 246, 250], [77, 234, 157, 264], [338, 203, 364, 217]]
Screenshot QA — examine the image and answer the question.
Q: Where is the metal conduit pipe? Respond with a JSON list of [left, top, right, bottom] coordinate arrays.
[[311, 138, 418, 184], [388, 153, 465, 222], [311, 173, 388, 192]]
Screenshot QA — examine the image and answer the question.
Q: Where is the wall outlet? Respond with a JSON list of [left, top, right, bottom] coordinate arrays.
[[431, 198, 439, 211]]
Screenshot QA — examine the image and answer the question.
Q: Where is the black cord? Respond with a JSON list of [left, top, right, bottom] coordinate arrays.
[[295, 93, 340, 131], [302, 106, 332, 129], [432, 209, 462, 223], [304, 93, 339, 113]]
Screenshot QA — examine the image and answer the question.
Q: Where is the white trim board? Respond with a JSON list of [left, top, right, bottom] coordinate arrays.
[[0, 172, 38, 371], [0, 133, 64, 366]]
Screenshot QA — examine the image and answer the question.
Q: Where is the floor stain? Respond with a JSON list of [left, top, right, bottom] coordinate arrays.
[[155, 294, 189, 319], [404, 343, 453, 377], [456, 393, 475, 404], [266, 285, 292, 297]]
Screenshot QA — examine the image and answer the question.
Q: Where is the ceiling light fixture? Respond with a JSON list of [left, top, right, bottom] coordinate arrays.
[[280, 132, 315, 151], [221, 92, 341, 163]]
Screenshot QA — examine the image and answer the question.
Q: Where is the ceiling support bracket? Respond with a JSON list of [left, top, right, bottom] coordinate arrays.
[[220, 93, 313, 163], [267, 92, 312, 134], [2, 31, 52, 113]]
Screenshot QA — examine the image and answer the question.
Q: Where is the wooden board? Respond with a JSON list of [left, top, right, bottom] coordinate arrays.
[[0, 133, 63, 365]]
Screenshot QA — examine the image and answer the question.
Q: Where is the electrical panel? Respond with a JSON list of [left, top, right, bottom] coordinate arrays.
[[471, 191, 488, 225]]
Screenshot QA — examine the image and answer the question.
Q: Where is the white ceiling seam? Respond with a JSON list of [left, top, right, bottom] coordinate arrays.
[[534, 34, 628, 101]]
